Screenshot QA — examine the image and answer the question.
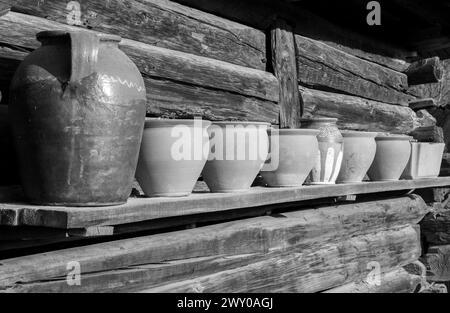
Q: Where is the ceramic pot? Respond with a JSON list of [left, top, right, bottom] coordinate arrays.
[[136, 118, 211, 197], [300, 118, 343, 184], [260, 129, 319, 187], [10, 31, 146, 206], [401, 142, 445, 179], [367, 134, 412, 181], [0, 106, 19, 185], [336, 131, 377, 183], [202, 121, 269, 192]]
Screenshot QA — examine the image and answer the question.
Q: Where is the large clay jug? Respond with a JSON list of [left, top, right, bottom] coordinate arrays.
[[10, 31, 146, 206], [300, 118, 343, 184]]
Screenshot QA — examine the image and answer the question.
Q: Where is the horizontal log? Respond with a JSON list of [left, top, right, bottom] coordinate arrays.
[[409, 98, 438, 111], [0, 196, 427, 292], [405, 57, 444, 86], [421, 245, 450, 282], [295, 35, 415, 106], [0, 12, 278, 122], [174, 0, 411, 72], [420, 204, 450, 245], [11, 0, 266, 70], [324, 267, 422, 293], [300, 87, 433, 133], [140, 226, 422, 292]]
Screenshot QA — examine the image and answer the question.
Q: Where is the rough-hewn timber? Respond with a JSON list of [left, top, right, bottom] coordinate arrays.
[[405, 57, 444, 85]]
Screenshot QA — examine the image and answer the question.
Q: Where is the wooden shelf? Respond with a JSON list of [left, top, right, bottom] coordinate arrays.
[[1, 177, 450, 229]]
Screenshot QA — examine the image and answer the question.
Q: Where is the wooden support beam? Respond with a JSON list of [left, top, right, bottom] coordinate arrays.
[[408, 98, 438, 111], [0, 196, 426, 292], [271, 18, 302, 128], [324, 267, 422, 293], [405, 57, 444, 85], [300, 86, 432, 134], [294, 35, 415, 106]]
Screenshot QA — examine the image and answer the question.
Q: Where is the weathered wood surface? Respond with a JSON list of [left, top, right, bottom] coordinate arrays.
[[421, 245, 450, 282], [0, 177, 446, 229], [295, 35, 415, 106], [140, 226, 421, 293], [405, 57, 444, 86], [0, 196, 425, 292], [324, 267, 422, 293], [420, 203, 450, 245], [0, 12, 278, 122], [174, 0, 411, 72], [407, 59, 450, 107], [271, 19, 301, 128], [409, 126, 445, 144], [300, 87, 434, 133], [11, 0, 267, 70], [409, 98, 438, 111]]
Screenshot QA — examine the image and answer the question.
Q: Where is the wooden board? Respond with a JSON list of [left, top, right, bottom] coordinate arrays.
[[295, 35, 415, 106], [300, 86, 433, 133], [11, 0, 267, 70], [0, 178, 447, 229], [0, 12, 278, 122], [0, 196, 425, 292]]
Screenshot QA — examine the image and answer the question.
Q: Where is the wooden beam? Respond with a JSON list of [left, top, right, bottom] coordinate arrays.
[[11, 0, 267, 70], [405, 57, 444, 85], [0, 12, 279, 122], [324, 267, 422, 293], [421, 245, 450, 282], [300, 86, 432, 134], [0, 178, 445, 229], [420, 203, 450, 245], [408, 98, 438, 111], [0, 197, 425, 292], [271, 19, 301, 128], [295, 35, 415, 106]]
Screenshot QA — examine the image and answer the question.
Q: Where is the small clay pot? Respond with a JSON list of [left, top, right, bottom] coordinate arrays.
[[260, 128, 319, 187], [367, 134, 412, 181], [300, 118, 343, 184], [202, 121, 269, 193], [401, 142, 445, 179], [336, 131, 377, 183], [136, 118, 211, 197]]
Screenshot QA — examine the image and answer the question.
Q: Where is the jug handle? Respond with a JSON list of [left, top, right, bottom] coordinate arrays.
[[68, 32, 99, 83]]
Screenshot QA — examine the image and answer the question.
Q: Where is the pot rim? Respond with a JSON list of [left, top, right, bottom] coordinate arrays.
[[341, 130, 378, 138], [375, 134, 413, 141], [300, 117, 338, 123], [37, 31, 121, 43], [144, 118, 211, 128], [270, 128, 320, 136], [210, 121, 271, 126]]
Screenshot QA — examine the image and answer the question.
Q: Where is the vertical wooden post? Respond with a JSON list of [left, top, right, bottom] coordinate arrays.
[[271, 18, 302, 128]]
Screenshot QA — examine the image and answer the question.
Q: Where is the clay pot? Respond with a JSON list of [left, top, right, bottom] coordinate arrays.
[[336, 131, 377, 183], [401, 142, 445, 179], [136, 118, 210, 197], [300, 118, 343, 184], [260, 129, 319, 187], [367, 134, 412, 181], [10, 31, 146, 206], [0, 106, 20, 185], [202, 121, 269, 192]]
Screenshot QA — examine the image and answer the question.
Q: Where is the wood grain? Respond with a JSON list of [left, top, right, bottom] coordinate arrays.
[[295, 35, 415, 106], [0, 178, 446, 229], [420, 203, 450, 245], [11, 0, 267, 70], [421, 245, 450, 282], [271, 19, 301, 128], [301, 86, 434, 133], [0, 197, 426, 292]]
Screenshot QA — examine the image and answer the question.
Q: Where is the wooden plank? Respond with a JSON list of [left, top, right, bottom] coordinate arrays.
[[295, 35, 415, 106], [271, 19, 301, 128], [300, 86, 433, 133], [11, 0, 267, 70], [324, 267, 422, 293], [409, 98, 438, 111], [0, 197, 426, 292], [0, 179, 447, 229], [405, 57, 444, 85], [139, 226, 421, 293], [0, 12, 278, 122], [174, 0, 411, 72]]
